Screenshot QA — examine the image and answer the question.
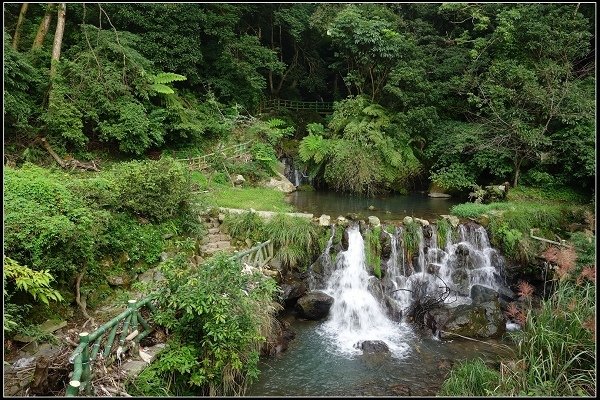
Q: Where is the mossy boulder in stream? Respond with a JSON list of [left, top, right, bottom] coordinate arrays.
[[432, 300, 506, 339]]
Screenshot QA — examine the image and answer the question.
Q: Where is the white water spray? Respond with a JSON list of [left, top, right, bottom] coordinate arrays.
[[318, 225, 411, 357]]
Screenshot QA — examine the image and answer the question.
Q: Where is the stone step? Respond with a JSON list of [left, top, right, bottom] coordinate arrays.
[[209, 234, 230, 242], [203, 246, 234, 255], [202, 241, 232, 251], [207, 227, 220, 234]]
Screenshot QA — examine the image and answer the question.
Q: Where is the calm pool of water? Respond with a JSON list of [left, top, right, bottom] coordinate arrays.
[[246, 313, 514, 397], [286, 191, 463, 222]]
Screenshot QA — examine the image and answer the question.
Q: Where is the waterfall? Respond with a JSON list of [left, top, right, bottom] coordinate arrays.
[[310, 220, 505, 358], [382, 221, 504, 309], [318, 225, 411, 357], [308, 225, 336, 291]]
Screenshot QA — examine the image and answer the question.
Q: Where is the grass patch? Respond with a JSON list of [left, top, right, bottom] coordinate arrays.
[[201, 184, 294, 212], [439, 358, 501, 396]]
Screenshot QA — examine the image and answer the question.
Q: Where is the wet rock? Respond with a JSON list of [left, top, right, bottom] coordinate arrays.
[[422, 224, 433, 239], [455, 243, 470, 257], [367, 277, 384, 301], [356, 340, 390, 354], [337, 216, 348, 226], [281, 281, 308, 305], [470, 284, 499, 304], [389, 383, 411, 396], [342, 229, 350, 251], [380, 230, 392, 259], [383, 295, 403, 322], [261, 319, 296, 356], [296, 291, 334, 320], [440, 300, 506, 339], [450, 268, 469, 295], [346, 212, 359, 221]]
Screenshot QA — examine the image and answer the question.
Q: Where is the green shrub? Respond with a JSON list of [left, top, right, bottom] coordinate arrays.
[[4, 164, 108, 281], [151, 254, 280, 396], [99, 213, 164, 266], [111, 157, 191, 222], [439, 358, 501, 396]]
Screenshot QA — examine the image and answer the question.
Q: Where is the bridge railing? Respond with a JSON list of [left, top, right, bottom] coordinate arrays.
[[178, 141, 252, 171], [66, 240, 275, 396], [232, 239, 274, 269], [260, 99, 334, 113]]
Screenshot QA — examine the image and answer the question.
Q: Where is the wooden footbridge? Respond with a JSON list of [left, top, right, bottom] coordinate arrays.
[[66, 240, 275, 396], [259, 99, 334, 114]]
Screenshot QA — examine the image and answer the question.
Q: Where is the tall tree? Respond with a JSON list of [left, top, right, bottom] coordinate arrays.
[[50, 3, 66, 78], [32, 3, 53, 50], [11, 3, 29, 50]]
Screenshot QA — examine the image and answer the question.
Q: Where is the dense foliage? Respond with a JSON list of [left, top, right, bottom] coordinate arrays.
[[3, 3, 594, 195], [134, 254, 280, 396]]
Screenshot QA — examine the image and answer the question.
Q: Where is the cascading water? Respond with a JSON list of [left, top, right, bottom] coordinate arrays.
[[317, 225, 412, 357]]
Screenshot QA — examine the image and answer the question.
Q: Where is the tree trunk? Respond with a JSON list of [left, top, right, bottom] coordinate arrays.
[[32, 4, 53, 50], [513, 156, 522, 188], [12, 3, 29, 50], [50, 3, 66, 78]]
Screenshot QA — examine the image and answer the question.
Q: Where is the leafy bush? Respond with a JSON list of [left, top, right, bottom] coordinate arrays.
[[4, 256, 64, 333], [151, 254, 280, 395], [111, 157, 191, 222], [4, 164, 108, 280], [430, 163, 476, 193]]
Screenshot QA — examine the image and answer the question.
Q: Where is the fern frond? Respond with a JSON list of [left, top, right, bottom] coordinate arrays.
[[153, 72, 187, 84], [149, 84, 175, 95]]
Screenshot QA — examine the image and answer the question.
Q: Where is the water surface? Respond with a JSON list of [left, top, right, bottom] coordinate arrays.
[[286, 191, 462, 221], [246, 314, 514, 397]]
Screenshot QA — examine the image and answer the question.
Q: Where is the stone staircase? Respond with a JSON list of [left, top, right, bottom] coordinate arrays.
[[199, 216, 235, 256]]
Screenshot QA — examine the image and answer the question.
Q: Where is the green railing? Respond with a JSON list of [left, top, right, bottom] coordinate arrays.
[[260, 99, 334, 113], [66, 297, 157, 396], [178, 141, 252, 171], [234, 239, 273, 269], [66, 240, 274, 396]]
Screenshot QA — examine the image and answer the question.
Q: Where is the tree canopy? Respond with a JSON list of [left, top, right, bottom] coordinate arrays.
[[4, 2, 595, 194]]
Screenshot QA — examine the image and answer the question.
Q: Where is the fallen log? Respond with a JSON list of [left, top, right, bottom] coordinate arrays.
[[40, 137, 100, 171]]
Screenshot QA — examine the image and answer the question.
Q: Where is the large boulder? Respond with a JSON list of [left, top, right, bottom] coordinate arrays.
[[281, 281, 308, 305], [437, 300, 506, 339], [264, 172, 296, 193], [470, 284, 499, 304], [296, 291, 334, 320], [355, 340, 390, 354]]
